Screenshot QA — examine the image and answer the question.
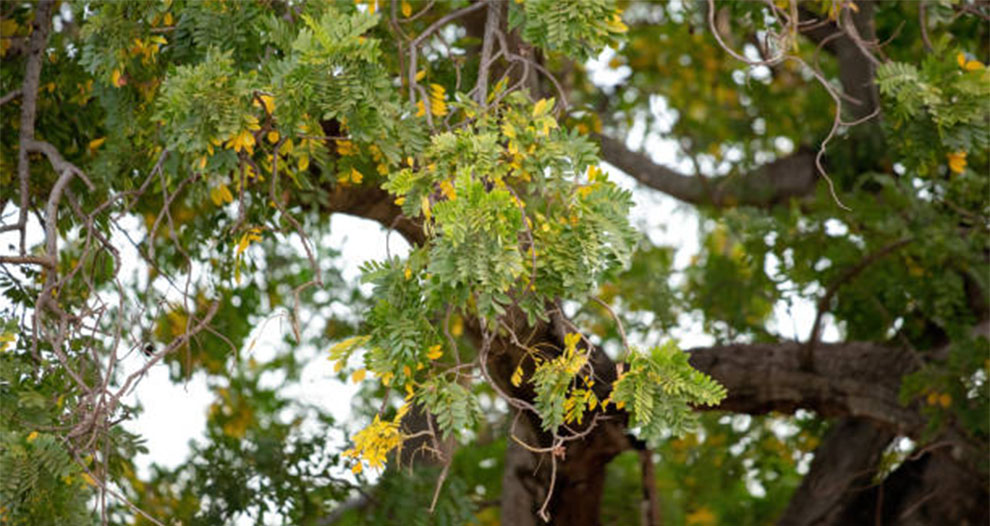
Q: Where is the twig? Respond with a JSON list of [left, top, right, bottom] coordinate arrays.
[[806, 237, 913, 352], [0, 88, 21, 106]]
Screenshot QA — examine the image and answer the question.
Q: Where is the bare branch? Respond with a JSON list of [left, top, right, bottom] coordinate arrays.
[[598, 135, 818, 207]]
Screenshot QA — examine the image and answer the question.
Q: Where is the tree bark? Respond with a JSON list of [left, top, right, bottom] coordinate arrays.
[[777, 418, 895, 526]]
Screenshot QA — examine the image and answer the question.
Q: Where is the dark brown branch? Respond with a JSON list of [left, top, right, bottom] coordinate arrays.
[[598, 135, 817, 207], [687, 341, 923, 434], [638, 449, 661, 526], [777, 418, 895, 526]]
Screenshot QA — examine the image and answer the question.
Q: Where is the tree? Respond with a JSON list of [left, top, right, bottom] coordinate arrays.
[[0, 1, 987, 525]]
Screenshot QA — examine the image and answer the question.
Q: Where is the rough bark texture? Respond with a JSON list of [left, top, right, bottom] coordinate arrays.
[[687, 342, 923, 433], [778, 418, 895, 526]]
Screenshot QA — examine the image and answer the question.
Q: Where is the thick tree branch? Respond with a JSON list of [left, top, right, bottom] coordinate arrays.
[[687, 341, 923, 433], [11, 0, 55, 254], [777, 418, 895, 526], [598, 135, 817, 207]]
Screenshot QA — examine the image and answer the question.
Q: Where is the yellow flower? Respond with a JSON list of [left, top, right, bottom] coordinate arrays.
[[337, 140, 358, 156], [210, 184, 234, 206], [225, 129, 256, 155], [401, 0, 412, 17], [88, 137, 106, 152], [351, 368, 367, 383], [957, 52, 984, 71], [350, 167, 364, 184], [429, 84, 447, 117], [426, 344, 443, 360], [439, 180, 457, 201], [254, 94, 275, 114], [343, 415, 401, 473], [532, 98, 549, 118], [947, 151, 967, 174]]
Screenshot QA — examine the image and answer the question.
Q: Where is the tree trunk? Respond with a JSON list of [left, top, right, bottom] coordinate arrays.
[[500, 413, 630, 526]]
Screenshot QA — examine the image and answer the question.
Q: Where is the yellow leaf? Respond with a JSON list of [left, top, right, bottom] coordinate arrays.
[[210, 184, 233, 206], [511, 365, 523, 387], [333, 359, 345, 373], [0, 19, 18, 37], [439, 179, 456, 200], [421, 195, 432, 220], [0, 331, 14, 352], [686, 507, 717, 526], [351, 368, 367, 383], [606, 13, 628, 33], [163, 12, 173, 26], [88, 137, 106, 150], [258, 94, 275, 114], [401, 0, 412, 17], [337, 140, 358, 156], [532, 98, 549, 117], [502, 122, 517, 139], [111, 68, 125, 88], [947, 151, 967, 174], [381, 372, 394, 386], [426, 344, 443, 360], [351, 462, 363, 474], [298, 155, 310, 171], [236, 233, 251, 256], [403, 365, 412, 378], [429, 83, 447, 117]]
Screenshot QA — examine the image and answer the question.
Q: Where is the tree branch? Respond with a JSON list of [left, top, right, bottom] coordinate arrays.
[[13, 0, 55, 254], [598, 135, 817, 207], [687, 341, 924, 433], [777, 418, 895, 526], [798, 1, 880, 120]]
